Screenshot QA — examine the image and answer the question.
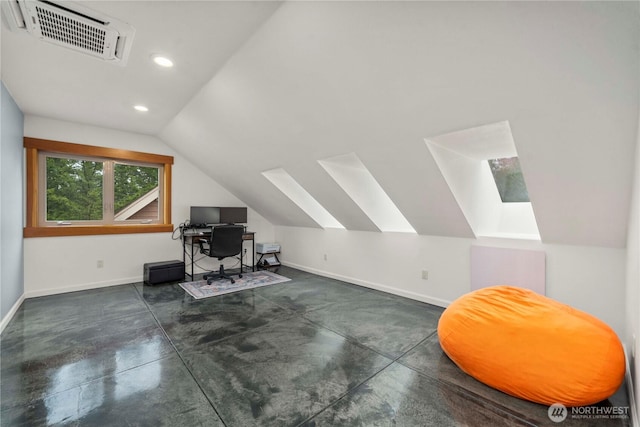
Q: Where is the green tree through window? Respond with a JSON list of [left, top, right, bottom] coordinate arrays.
[[44, 155, 160, 223], [487, 157, 530, 203], [46, 157, 104, 221], [114, 164, 159, 214]]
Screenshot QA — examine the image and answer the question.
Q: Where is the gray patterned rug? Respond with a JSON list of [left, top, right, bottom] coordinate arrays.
[[179, 271, 290, 299]]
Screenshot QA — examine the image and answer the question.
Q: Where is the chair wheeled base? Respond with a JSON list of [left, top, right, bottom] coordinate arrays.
[[203, 264, 242, 285]]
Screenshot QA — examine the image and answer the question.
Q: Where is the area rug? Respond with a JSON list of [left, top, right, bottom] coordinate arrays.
[[179, 271, 290, 300]]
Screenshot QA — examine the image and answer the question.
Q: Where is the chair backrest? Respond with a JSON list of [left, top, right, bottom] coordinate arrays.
[[208, 225, 245, 259]]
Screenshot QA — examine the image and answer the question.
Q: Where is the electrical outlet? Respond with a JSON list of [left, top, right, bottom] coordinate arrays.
[[97, 260, 104, 268], [323, 254, 327, 261], [421, 270, 428, 280]]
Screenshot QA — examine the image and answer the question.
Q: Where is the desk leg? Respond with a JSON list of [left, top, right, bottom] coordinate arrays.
[[252, 238, 255, 272], [182, 234, 187, 280], [182, 233, 194, 280], [190, 237, 195, 279]]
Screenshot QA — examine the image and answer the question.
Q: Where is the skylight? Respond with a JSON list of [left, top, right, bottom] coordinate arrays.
[[318, 153, 416, 233], [488, 157, 529, 203], [426, 121, 540, 240], [262, 168, 345, 229]]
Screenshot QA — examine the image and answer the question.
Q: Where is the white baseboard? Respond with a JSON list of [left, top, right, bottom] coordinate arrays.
[[1, 293, 25, 334], [282, 261, 452, 309], [25, 276, 142, 299]]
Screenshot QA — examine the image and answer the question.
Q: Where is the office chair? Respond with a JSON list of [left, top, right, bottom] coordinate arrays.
[[198, 224, 245, 284]]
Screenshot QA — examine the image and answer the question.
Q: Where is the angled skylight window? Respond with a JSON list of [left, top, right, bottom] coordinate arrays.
[[488, 157, 529, 203], [262, 168, 344, 229], [426, 121, 540, 240], [318, 153, 415, 233]]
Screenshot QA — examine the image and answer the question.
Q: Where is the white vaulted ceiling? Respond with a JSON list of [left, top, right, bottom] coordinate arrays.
[[3, 1, 639, 248], [1, 1, 283, 134]]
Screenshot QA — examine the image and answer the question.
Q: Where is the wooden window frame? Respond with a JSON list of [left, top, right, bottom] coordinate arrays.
[[24, 137, 174, 237]]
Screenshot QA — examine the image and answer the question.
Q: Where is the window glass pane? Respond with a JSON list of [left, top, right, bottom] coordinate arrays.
[[488, 157, 530, 203], [114, 163, 160, 221], [46, 157, 104, 221]]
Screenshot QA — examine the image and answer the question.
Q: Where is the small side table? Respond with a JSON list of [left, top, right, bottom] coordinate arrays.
[[257, 251, 281, 269]]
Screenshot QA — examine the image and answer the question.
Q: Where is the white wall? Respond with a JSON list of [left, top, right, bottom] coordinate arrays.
[[23, 116, 275, 297], [626, 112, 640, 419], [276, 226, 627, 339], [1, 82, 25, 329], [162, 1, 639, 249]]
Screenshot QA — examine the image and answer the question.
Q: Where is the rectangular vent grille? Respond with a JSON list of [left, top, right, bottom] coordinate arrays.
[[35, 5, 107, 55]]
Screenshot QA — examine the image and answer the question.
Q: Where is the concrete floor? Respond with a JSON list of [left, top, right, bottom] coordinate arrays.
[[0, 266, 631, 426]]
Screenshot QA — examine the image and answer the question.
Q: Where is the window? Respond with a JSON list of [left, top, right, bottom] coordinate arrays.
[[262, 168, 344, 229], [426, 120, 540, 240], [24, 137, 173, 237], [488, 157, 530, 203], [318, 153, 415, 233]]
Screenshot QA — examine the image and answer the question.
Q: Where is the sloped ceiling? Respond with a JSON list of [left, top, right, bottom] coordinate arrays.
[[161, 1, 639, 248], [3, 1, 639, 248], [1, 1, 283, 134]]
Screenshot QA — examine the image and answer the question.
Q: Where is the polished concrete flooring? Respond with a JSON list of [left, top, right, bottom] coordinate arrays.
[[0, 266, 631, 426]]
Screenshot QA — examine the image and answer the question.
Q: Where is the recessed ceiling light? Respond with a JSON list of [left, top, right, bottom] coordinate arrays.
[[134, 105, 149, 112], [152, 55, 174, 68]]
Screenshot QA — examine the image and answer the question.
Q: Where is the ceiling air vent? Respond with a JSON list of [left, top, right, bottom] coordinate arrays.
[[1, 0, 135, 66]]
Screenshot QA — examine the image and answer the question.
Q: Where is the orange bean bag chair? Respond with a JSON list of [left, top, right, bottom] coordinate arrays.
[[437, 285, 624, 407]]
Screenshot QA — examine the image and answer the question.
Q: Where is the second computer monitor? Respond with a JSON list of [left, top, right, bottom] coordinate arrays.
[[220, 207, 247, 224]]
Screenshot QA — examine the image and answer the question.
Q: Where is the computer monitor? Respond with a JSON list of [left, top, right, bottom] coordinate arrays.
[[220, 207, 248, 224], [190, 206, 220, 228]]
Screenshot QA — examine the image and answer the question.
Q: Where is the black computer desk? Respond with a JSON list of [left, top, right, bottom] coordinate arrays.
[[182, 228, 255, 280]]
